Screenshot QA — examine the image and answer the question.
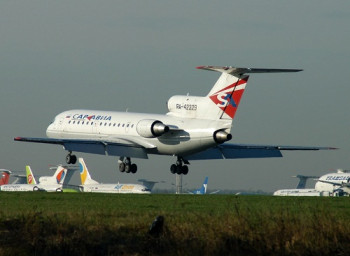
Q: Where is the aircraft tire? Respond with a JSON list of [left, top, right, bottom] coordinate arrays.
[[56, 188, 63, 192], [170, 164, 176, 174], [176, 165, 182, 175], [119, 163, 125, 172], [182, 165, 189, 175], [33, 186, 39, 191], [70, 155, 77, 164], [131, 164, 137, 174], [125, 164, 131, 173], [66, 154, 77, 164]]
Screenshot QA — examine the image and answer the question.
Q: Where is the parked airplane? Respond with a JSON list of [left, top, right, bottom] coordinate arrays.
[[0, 165, 68, 192], [315, 169, 350, 196], [79, 158, 151, 193], [0, 169, 11, 185], [188, 176, 219, 195], [273, 174, 321, 196], [274, 169, 350, 196], [14, 66, 335, 175]]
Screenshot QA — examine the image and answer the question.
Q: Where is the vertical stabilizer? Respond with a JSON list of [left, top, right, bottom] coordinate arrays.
[[53, 166, 67, 184], [0, 170, 11, 185], [200, 176, 209, 194], [78, 158, 99, 185], [26, 166, 37, 185]]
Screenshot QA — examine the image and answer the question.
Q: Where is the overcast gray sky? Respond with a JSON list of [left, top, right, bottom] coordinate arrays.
[[1, 1, 349, 192]]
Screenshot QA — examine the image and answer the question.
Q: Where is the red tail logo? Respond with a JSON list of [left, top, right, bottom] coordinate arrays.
[[209, 77, 248, 119]]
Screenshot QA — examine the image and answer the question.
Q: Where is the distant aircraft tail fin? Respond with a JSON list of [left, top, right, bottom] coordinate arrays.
[[78, 158, 99, 185], [0, 170, 11, 185], [200, 176, 208, 194], [190, 176, 208, 194], [53, 166, 67, 184], [26, 166, 37, 185]]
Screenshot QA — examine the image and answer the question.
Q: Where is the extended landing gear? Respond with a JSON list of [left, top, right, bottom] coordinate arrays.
[[118, 157, 137, 174], [66, 152, 77, 164], [170, 157, 189, 175]]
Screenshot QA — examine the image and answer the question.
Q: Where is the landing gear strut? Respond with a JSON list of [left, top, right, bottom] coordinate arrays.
[[118, 157, 137, 174], [170, 156, 189, 175], [66, 152, 77, 164]]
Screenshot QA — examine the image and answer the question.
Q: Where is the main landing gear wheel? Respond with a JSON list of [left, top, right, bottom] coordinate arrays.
[[66, 153, 77, 164], [170, 157, 189, 175], [118, 157, 137, 174]]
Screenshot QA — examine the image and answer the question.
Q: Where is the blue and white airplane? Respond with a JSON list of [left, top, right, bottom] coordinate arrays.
[[14, 66, 335, 175], [189, 177, 219, 195]]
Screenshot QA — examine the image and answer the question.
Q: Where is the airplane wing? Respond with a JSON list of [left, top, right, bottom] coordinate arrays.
[[186, 143, 336, 160], [14, 136, 151, 159]]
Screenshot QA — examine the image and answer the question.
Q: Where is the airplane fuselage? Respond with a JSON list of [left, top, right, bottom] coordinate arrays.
[[82, 183, 151, 194], [46, 109, 231, 157], [315, 173, 350, 192]]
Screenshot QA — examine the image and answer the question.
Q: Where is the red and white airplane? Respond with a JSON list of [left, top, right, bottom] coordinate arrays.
[[14, 66, 335, 174]]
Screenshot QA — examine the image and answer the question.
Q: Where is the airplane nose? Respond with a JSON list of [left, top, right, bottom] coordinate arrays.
[[46, 122, 55, 137]]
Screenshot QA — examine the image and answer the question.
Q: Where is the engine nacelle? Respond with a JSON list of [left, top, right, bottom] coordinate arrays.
[[136, 119, 169, 138], [214, 130, 232, 144]]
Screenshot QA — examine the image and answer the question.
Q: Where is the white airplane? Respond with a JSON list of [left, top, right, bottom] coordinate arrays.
[[315, 169, 350, 196], [0, 165, 68, 192], [188, 176, 219, 195], [14, 66, 335, 174], [274, 169, 350, 196], [273, 174, 321, 196], [79, 158, 151, 193]]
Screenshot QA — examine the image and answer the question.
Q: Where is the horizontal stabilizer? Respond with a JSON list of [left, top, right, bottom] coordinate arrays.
[[196, 66, 303, 75]]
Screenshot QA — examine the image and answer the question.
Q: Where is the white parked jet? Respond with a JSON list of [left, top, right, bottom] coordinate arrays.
[[14, 66, 335, 174], [0, 165, 68, 192], [315, 169, 350, 196], [274, 169, 350, 196], [78, 158, 151, 193]]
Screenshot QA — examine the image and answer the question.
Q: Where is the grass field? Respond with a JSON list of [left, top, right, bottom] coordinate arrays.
[[0, 193, 349, 256]]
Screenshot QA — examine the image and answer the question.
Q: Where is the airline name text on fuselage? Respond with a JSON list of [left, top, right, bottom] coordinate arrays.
[[70, 114, 112, 121], [325, 176, 350, 181]]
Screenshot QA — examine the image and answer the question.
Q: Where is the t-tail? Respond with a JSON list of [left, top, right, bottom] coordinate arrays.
[[167, 66, 302, 121], [78, 158, 99, 185], [0, 170, 11, 185], [26, 166, 37, 185]]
